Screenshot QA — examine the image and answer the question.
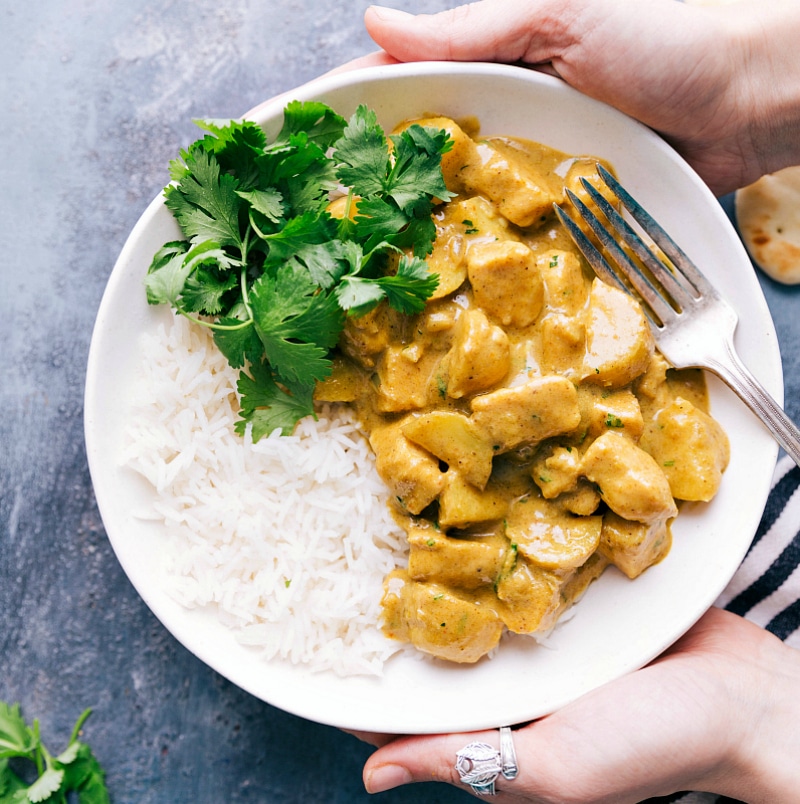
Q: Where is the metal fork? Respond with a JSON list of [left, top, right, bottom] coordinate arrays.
[[554, 164, 800, 467]]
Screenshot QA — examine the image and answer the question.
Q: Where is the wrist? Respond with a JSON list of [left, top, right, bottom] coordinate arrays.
[[721, 635, 800, 803], [727, 0, 800, 183]]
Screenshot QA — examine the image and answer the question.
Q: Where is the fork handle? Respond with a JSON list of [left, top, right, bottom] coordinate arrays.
[[707, 344, 800, 468]]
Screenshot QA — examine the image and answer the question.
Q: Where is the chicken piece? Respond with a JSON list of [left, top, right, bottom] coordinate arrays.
[[339, 302, 401, 369], [635, 352, 671, 402], [531, 446, 582, 498], [466, 241, 544, 328], [494, 556, 568, 634], [369, 424, 446, 514], [538, 250, 589, 316], [463, 140, 556, 227], [402, 411, 494, 489], [581, 431, 678, 525], [374, 343, 441, 413], [438, 472, 510, 530], [579, 386, 644, 442], [599, 511, 672, 579], [470, 375, 581, 453], [505, 493, 602, 570], [640, 396, 730, 502], [559, 480, 602, 516], [538, 312, 586, 376], [407, 525, 509, 591], [583, 278, 654, 387], [381, 571, 504, 663], [446, 308, 510, 399]]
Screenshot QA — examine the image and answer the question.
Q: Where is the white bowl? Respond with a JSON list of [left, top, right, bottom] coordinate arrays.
[[85, 61, 781, 734]]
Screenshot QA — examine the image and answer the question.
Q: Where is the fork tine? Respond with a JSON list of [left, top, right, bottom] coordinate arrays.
[[560, 190, 676, 325], [596, 163, 716, 299], [552, 203, 628, 293], [578, 178, 693, 309]]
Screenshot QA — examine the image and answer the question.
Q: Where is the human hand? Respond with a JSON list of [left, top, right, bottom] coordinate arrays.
[[364, 0, 800, 196], [361, 607, 800, 802]]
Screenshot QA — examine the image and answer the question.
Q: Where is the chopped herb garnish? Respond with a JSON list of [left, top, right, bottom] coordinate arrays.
[[605, 414, 624, 428]]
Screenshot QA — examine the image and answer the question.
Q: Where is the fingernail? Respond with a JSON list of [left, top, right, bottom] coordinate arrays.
[[368, 5, 414, 23], [365, 763, 413, 793]]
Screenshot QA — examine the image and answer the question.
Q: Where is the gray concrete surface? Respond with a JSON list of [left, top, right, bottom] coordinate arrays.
[[1, 1, 798, 802]]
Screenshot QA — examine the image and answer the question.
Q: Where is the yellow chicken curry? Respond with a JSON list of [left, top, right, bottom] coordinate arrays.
[[316, 116, 730, 663]]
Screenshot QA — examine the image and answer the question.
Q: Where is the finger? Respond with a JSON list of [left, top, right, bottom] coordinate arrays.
[[363, 729, 529, 799], [364, 0, 593, 65]]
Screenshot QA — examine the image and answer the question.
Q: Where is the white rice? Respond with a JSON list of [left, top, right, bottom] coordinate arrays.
[[122, 311, 411, 677]]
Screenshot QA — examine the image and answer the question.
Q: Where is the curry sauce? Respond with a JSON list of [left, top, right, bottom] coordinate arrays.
[[315, 117, 730, 663]]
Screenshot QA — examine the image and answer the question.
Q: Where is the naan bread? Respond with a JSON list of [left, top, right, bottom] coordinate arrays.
[[735, 166, 800, 284]]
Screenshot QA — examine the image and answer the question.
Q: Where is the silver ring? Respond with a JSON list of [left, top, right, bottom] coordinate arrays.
[[455, 727, 518, 796]]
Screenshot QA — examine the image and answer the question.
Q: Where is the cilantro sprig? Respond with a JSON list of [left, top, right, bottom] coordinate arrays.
[[146, 101, 452, 437], [0, 702, 109, 804]]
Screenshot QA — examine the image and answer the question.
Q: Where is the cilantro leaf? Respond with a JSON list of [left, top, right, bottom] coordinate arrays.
[[236, 360, 316, 439], [194, 119, 267, 190], [334, 105, 390, 198], [336, 255, 438, 315], [61, 744, 109, 804], [165, 148, 243, 248], [145, 240, 231, 307], [273, 100, 347, 150], [26, 768, 64, 803], [237, 187, 284, 223], [0, 758, 27, 797], [263, 211, 337, 265], [179, 267, 239, 315], [0, 703, 35, 759], [249, 264, 342, 386], [212, 316, 262, 370], [386, 127, 454, 211], [376, 255, 440, 314]]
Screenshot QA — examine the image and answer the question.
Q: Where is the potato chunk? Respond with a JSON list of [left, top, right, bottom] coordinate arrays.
[[466, 241, 544, 328], [446, 308, 510, 398], [438, 472, 509, 530], [584, 278, 654, 386], [505, 494, 601, 571], [369, 424, 445, 514], [402, 411, 494, 489], [581, 431, 678, 525], [470, 375, 581, 452], [381, 571, 503, 663], [640, 396, 730, 501], [599, 511, 672, 579]]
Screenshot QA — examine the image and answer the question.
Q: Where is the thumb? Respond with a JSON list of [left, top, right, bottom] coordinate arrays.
[[363, 728, 528, 799], [364, 0, 590, 65]]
